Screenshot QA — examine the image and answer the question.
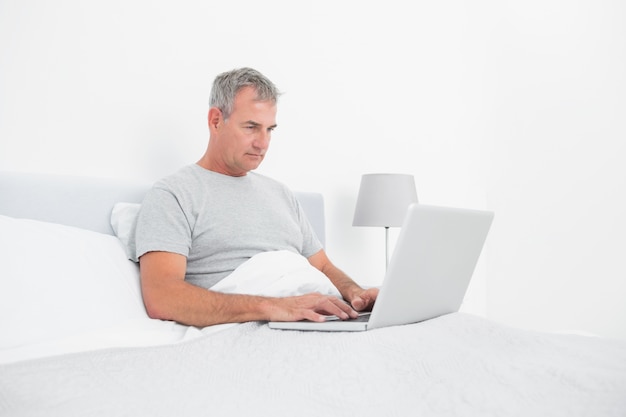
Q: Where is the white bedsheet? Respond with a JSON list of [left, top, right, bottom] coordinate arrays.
[[1, 313, 625, 416], [0, 250, 339, 364]]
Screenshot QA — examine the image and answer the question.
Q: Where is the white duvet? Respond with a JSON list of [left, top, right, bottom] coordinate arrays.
[[1, 251, 626, 416], [1, 313, 625, 416]]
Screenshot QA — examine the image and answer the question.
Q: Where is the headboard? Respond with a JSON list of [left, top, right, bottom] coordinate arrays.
[[0, 171, 326, 245]]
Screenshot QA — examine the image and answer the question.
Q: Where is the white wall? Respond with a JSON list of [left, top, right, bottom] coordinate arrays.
[[486, 1, 626, 337], [1, 0, 624, 338]]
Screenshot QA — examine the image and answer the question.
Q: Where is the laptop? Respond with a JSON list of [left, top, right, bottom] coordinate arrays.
[[268, 203, 494, 331]]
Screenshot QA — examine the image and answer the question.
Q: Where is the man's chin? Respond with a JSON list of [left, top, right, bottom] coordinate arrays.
[[236, 162, 262, 175], [245, 155, 264, 167]]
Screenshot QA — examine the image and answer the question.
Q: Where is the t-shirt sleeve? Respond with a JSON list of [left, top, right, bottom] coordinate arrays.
[[295, 198, 323, 258], [129, 186, 193, 262]]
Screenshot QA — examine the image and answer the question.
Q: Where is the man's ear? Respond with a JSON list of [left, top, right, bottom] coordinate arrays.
[[208, 107, 222, 131]]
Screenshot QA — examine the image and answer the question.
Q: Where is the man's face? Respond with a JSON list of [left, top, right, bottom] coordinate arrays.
[[212, 86, 277, 176]]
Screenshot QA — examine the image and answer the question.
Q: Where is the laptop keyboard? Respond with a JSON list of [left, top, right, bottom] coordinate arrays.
[[323, 312, 371, 322]]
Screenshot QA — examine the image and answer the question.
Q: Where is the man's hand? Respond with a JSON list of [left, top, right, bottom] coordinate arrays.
[[267, 293, 359, 323], [308, 249, 379, 314], [349, 287, 379, 312]]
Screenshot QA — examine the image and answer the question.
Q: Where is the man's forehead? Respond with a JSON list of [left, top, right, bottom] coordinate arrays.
[[231, 91, 276, 119]]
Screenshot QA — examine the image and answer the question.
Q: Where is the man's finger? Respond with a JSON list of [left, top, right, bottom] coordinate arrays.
[[351, 296, 365, 311], [324, 297, 358, 319]]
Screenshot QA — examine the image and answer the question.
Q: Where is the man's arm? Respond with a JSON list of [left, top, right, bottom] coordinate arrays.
[[139, 251, 358, 327], [308, 249, 379, 312]]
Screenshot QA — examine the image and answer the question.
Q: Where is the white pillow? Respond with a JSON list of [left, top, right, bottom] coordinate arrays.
[[0, 215, 148, 350], [110, 202, 141, 259]]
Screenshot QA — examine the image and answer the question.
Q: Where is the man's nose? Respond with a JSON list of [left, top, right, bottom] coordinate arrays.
[[254, 130, 271, 149]]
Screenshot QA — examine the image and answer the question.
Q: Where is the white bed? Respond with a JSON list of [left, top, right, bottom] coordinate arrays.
[[1, 171, 625, 417]]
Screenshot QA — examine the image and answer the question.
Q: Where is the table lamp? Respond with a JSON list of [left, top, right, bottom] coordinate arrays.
[[352, 173, 418, 270]]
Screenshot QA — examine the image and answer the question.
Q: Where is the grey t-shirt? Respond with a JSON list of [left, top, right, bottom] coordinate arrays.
[[129, 164, 323, 289]]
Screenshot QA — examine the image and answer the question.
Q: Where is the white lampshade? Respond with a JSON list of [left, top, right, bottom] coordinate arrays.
[[353, 173, 418, 227]]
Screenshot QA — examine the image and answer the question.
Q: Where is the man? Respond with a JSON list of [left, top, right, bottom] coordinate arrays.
[[131, 67, 378, 327]]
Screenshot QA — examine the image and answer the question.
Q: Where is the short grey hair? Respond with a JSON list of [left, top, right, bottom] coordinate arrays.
[[209, 67, 281, 120]]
